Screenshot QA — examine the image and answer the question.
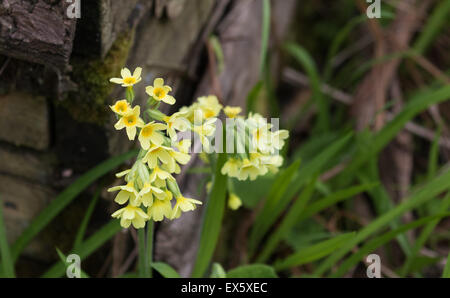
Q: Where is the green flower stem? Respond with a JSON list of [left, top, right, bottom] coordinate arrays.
[[146, 221, 154, 278], [138, 221, 154, 278], [138, 228, 146, 277]]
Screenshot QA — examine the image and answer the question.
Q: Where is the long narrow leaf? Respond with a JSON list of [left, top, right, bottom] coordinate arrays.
[[314, 166, 450, 276], [332, 213, 450, 277], [73, 188, 100, 250], [11, 150, 137, 261], [0, 200, 14, 277], [274, 232, 356, 271], [256, 177, 317, 263], [152, 262, 180, 278], [42, 220, 122, 278], [191, 152, 228, 277]]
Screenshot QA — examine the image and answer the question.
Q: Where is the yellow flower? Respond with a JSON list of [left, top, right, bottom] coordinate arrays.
[[143, 145, 174, 169], [149, 166, 175, 186], [110, 67, 142, 87], [112, 204, 149, 229], [176, 139, 191, 154], [192, 118, 217, 151], [114, 106, 145, 140], [237, 156, 267, 181], [261, 154, 283, 174], [136, 183, 167, 207], [197, 95, 223, 119], [146, 78, 176, 105], [163, 111, 190, 141], [171, 195, 202, 219], [147, 197, 173, 221], [110, 99, 130, 116], [223, 106, 242, 118], [228, 193, 242, 210], [271, 129, 289, 151], [221, 158, 241, 177], [138, 121, 166, 150], [108, 182, 139, 206]]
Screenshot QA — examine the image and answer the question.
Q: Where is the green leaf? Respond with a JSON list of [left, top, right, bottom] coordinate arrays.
[[227, 264, 277, 278], [250, 133, 352, 256], [443, 253, 450, 278], [192, 151, 228, 277], [246, 81, 264, 114], [260, 0, 271, 76], [297, 183, 378, 224], [73, 188, 100, 250], [55, 248, 89, 278], [138, 228, 147, 278], [314, 167, 450, 276], [249, 159, 301, 255], [210, 263, 227, 278], [400, 191, 450, 276], [42, 220, 122, 278], [152, 262, 180, 278], [274, 232, 356, 271], [0, 199, 14, 277], [339, 85, 450, 186], [11, 149, 138, 261], [413, 0, 450, 54], [331, 213, 450, 277], [285, 42, 328, 132], [256, 177, 317, 263]]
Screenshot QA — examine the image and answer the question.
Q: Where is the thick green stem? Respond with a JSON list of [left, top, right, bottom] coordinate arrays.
[[146, 221, 154, 278], [137, 228, 146, 277]]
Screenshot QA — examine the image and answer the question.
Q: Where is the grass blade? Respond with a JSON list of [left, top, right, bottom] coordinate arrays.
[[273, 232, 356, 271], [314, 166, 450, 276], [250, 133, 352, 255], [339, 85, 450, 186], [227, 264, 277, 278], [332, 213, 450, 277], [42, 220, 122, 277], [249, 159, 301, 255], [400, 191, 450, 276], [11, 149, 138, 262], [152, 262, 180, 278], [191, 152, 228, 277], [413, 0, 450, 54], [73, 188, 100, 250], [0, 199, 14, 277], [443, 253, 450, 278], [256, 177, 317, 263], [260, 0, 271, 76], [285, 42, 328, 132]]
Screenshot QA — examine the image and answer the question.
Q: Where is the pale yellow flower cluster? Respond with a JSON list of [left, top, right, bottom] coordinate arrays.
[[108, 67, 201, 229], [221, 113, 289, 181]]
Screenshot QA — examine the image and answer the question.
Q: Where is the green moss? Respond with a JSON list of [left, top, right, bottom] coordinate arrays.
[[60, 31, 135, 124]]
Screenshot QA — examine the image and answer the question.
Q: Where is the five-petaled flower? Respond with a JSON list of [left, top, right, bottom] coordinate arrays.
[[114, 106, 145, 140], [110, 67, 142, 87], [146, 78, 176, 105]]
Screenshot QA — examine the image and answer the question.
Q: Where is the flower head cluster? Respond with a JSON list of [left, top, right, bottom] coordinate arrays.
[[109, 67, 201, 229], [221, 112, 289, 181]]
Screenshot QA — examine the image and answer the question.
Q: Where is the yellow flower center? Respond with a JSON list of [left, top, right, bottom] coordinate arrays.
[[154, 87, 166, 99], [141, 126, 154, 137], [115, 102, 128, 113], [124, 115, 137, 127], [204, 110, 215, 119], [123, 77, 136, 85]]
